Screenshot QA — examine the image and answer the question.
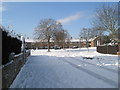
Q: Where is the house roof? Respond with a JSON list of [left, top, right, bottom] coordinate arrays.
[[70, 38, 96, 42], [25, 37, 97, 43], [25, 39, 54, 43]]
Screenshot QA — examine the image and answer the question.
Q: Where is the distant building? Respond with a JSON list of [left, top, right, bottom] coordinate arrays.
[[25, 37, 101, 49], [91, 37, 101, 47]]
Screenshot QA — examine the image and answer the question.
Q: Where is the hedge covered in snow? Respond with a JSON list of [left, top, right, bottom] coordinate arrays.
[[2, 26, 22, 65]]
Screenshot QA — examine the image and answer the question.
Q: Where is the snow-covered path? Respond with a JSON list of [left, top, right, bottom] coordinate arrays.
[[10, 47, 118, 88]]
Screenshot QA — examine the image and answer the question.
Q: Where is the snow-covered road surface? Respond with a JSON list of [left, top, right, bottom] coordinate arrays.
[[10, 47, 118, 88]]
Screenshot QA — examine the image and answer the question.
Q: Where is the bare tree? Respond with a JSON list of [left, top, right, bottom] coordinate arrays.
[[92, 4, 118, 41], [62, 30, 70, 49], [79, 28, 93, 51], [91, 27, 105, 45], [34, 18, 63, 52], [92, 27, 104, 37], [53, 29, 70, 49]]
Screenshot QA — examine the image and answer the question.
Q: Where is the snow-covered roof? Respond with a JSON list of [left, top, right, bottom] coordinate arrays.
[[25, 39, 40, 43], [70, 38, 95, 42], [25, 39, 54, 43], [25, 38, 96, 43], [70, 39, 79, 42]]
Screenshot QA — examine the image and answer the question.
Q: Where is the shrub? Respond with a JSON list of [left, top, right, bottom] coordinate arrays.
[[2, 28, 22, 65]]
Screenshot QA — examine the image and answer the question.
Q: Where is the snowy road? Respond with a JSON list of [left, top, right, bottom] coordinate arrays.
[[10, 47, 118, 88]]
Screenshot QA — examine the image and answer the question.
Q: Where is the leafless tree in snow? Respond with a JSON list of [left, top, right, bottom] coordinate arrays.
[[92, 4, 118, 42], [53, 29, 70, 49], [79, 28, 93, 51], [34, 18, 63, 52]]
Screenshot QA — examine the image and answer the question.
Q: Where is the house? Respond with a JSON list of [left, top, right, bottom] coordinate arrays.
[[25, 38, 100, 49], [91, 37, 101, 47]]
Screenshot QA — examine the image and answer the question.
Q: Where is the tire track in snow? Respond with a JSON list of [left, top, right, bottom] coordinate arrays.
[[60, 57, 117, 87], [69, 57, 117, 73]]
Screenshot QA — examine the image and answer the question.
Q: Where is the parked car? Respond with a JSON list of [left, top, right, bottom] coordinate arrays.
[[54, 45, 61, 50], [72, 46, 78, 49]]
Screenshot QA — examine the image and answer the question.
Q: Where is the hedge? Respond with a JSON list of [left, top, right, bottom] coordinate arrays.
[[2, 28, 22, 65]]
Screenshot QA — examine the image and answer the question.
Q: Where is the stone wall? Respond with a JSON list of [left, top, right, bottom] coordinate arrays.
[[2, 50, 30, 89]]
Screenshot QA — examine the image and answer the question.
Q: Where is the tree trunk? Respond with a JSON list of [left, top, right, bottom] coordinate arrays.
[[47, 37, 50, 52], [63, 41, 65, 49], [86, 40, 89, 52]]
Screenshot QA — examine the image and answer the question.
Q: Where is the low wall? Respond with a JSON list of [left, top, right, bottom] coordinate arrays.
[[2, 50, 30, 89], [97, 46, 119, 54]]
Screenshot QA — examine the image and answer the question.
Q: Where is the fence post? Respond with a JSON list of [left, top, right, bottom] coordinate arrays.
[[0, 27, 2, 90]]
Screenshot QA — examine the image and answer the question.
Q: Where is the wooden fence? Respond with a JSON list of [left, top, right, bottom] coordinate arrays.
[[97, 45, 119, 54]]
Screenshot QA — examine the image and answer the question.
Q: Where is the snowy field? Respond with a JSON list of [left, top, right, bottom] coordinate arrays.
[[10, 47, 118, 88]]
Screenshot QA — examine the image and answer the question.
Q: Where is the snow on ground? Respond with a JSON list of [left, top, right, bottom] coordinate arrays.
[[10, 47, 118, 88]]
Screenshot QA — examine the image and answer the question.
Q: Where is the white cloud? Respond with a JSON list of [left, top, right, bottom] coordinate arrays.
[[58, 12, 82, 25]]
